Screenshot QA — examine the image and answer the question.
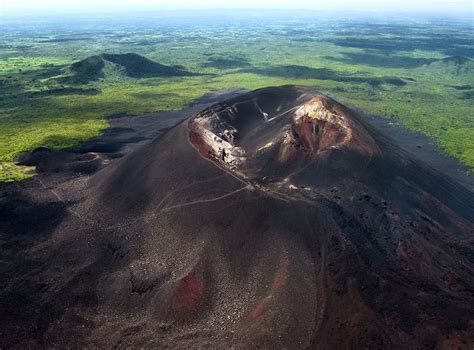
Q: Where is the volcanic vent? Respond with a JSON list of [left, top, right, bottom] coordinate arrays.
[[189, 87, 381, 197], [189, 93, 361, 166]]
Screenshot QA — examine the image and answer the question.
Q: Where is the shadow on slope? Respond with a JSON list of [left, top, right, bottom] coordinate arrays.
[[324, 52, 436, 69], [241, 65, 407, 87], [325, 36, 474, 57], [422, 56, 474, 77], [202, 56, 251, 69]]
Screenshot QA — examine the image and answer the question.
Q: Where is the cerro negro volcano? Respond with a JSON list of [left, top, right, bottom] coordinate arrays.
[[1, 86, 473, 349]]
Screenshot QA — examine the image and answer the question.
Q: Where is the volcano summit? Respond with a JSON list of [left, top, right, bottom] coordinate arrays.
[[1, 86, 473, 348]]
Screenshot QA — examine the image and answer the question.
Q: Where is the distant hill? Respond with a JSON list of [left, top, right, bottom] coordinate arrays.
[[101, 53, 192, 78], [66, 53, 193, 83], [422, 56, 474, 78], [69, 55, 106, 83]]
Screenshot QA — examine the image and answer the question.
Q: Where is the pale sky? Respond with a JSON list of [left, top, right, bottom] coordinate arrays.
[[0, 0, 472, 16]]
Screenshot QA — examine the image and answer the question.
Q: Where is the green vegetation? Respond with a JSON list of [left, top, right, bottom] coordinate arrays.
[[69, 55, 105, 83], [0, 12, 473, 181], [101, 53, 192, 78], [64, 53, 193, 83]]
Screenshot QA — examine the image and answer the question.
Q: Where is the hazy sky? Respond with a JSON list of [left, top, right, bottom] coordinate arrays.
[[0, 0, 472, 16]]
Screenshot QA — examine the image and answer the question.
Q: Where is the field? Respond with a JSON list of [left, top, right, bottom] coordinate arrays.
[[0, 11, 473, 181]]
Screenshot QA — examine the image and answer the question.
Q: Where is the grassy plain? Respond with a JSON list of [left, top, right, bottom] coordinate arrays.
[[0, 11, 473, 181]]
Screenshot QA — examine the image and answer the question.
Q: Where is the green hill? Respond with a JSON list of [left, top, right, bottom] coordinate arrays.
[[423, 56, 474, 79], [65, 53, 193, 83], [101, 53, 191, 78], [69, 55, 105, 83]]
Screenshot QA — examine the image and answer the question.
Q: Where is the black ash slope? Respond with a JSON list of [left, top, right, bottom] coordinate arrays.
[[1, 86, 473, 349]]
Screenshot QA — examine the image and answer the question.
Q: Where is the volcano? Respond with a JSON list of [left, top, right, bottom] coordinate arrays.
[[1, 86, 473, 348]]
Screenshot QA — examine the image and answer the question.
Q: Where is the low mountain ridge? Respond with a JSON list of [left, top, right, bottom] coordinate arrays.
[[66, 53, 193, 83], [422, 55, 474, 79]]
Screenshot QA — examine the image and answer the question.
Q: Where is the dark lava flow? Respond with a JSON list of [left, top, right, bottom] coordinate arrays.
[[0, 86, 473, 349]]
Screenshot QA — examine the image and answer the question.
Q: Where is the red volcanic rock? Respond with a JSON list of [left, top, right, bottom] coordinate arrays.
[[173, 269, 204, 314]]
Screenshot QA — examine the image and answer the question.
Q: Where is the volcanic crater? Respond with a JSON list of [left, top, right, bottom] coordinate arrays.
[[188, 88, 381, 199]]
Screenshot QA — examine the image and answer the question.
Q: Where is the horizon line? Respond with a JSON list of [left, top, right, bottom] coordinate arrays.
[[1, 7, 472, 19]]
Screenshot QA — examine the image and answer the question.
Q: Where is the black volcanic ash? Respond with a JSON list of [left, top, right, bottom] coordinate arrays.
[[1, 86, 473, 349]]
